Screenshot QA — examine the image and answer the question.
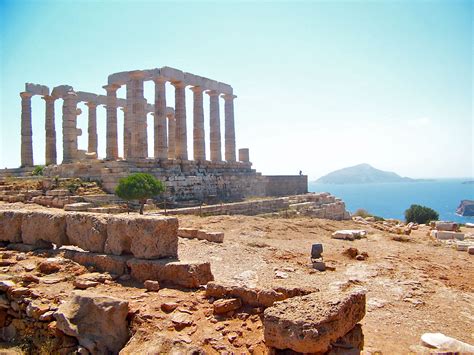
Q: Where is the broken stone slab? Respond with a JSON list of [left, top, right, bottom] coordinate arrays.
[[64, 202, 93, 212], [55, 291, 129, 354], [213, 298, 242, 314], [127, 258, 214, 288], [332, 230, 367, 241], [105, 215, 178, 259], [21, 210, 68, 246], [263, 290, 366, 353], [177, 228, 198, 239], [421, 332, 474, 352], [434, 221, 458, 232], [431, 230, 465, 241], [197, 230, 224, 243], [0, 210, 24, 243], [66, 213, 108, 253]]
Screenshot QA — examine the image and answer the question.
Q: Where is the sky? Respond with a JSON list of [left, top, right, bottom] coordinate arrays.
[[0, 0, 472, 180]]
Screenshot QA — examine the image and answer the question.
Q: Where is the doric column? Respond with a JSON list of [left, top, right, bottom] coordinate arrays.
[[153, 77, 168, 160], [85, 102, 98, 154], [121, 106, 131, 159], [103, 84, 120, 160], [167, 113, 176, 159], [20, 92, 34, 167], [222, 94, 237, 162], [191, 86, 205, 161], [62, 92, 79, 163], [207, 90, 222, 162], [172, 81, 188, 160], [127, 72, 147, 159], [42, 95, 57, 165]]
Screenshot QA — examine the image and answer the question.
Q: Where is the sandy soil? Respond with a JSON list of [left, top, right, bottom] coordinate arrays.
[[0, 203, 473, 353]]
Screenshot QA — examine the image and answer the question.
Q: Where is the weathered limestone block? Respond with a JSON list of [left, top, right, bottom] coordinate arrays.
[[21, 211, 68, 246], [66, 213, 108, 253], [0, 210, 24, 242], [105, 215, 178, 259], [127, 259, 213, 288], [63, 250, 130, 275], [434, 221, 458, 231], [64, 202, 93, 211], [197, 230, 224, 243], [332, 230, 367, 241], [178, 228, 198, 239], [55, 291, 129, 354], [263, 290, 366, 353], [431, 230, 465, 241]]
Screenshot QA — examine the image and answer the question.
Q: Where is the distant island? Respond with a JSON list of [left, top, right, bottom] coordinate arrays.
[[315, 163, 423, 184], [462, 181, 474, 185], [456, 200, 474, 217]]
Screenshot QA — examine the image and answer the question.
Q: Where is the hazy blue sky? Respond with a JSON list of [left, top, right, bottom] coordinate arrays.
[[0, 0, 472, 179]]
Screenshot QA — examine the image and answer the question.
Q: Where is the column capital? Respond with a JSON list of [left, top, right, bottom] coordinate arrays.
[[102, 83, 121, 93], [221, 94, 237, 101], [189, 86, 204, 93], [85, 101, 98, 108], [152, 76, 167, 84], [171, 80, 186, 89], [166, 113, 175, 120], [41, 95, 56, 102], [206, 90, 220, 97], [20, 92, 33, 99]]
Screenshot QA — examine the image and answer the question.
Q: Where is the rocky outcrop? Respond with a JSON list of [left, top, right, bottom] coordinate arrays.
[[105, 215, 178, 259], [263, 290, 366, 353], [66, 213, 108, 253], [456, 200, 474, 217], [55, 291, 129, 354]]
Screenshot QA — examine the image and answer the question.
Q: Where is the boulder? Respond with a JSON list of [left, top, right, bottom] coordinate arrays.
[[213, 298, 242, 314], [21, 211, 68, 246], [105, 215, 178, 259], [263, 290, 366, 353], [0, 210, 24, 243], [127, 259, 213, 288], [55, 291, 129, 354], [66, 213, 108, 253]]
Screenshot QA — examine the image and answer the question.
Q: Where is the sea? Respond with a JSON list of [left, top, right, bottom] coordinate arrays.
[[308, 179, 474, 223]]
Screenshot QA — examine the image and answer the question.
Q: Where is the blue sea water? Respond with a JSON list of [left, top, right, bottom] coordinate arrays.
[[308, 179, 474, 223]]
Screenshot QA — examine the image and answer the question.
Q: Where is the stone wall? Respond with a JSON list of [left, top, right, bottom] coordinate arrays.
[[264, 175, 308, 196]]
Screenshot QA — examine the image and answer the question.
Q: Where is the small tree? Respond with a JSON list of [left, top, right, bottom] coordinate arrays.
[[404, 204, 439, 224], [115, 173, 165, 214]]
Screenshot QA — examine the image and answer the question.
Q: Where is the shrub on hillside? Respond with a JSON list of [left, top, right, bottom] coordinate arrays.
[[115, 173, 165, 214], [404, 204, 439, 224], [354, 209, 371, 218], [31, 165, 44, 176]]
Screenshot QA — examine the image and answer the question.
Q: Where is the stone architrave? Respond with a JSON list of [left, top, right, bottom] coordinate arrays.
[[62, 92, 79, 163], [222, 94, 237, 162], [172, 81, 188, 160], [85, 102, 98, 154], [42, 95, 57, 165], [103, 84, 120, 160], [191, 86, 205, 161], [153, 77, 168, 160], [167, 113, 176, 159], [207, 90, 221, 162], [20, 92, 34, 167]]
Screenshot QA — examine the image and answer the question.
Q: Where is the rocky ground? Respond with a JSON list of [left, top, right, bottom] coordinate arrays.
[[0, 202, 473, 353]]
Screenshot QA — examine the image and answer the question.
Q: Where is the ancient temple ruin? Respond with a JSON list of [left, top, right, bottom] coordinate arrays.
[[14, 66, 306, 200]]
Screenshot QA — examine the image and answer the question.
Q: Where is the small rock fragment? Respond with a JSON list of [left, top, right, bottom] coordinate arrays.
[[144, 280, 160, 292], [213, 298, 242, 315]]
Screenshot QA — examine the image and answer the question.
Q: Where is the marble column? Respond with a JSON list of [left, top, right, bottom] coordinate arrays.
[[153, 77, 168, 160], [127, 72, 147, 159], [121, 106, 131, 159], [167, 113, 176, 159], [222, 94, 237, 162], [172, 81, 187, 160], [191, 86, 205, 161], [20, 92, 34, 167], [103, 84, 120, 160], [62, 92, 79, 163], [207, 90, 222, 162], [42, 95, 57, 165], [85, 102, 98, 154]]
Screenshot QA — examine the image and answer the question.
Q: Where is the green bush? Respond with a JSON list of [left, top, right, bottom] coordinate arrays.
[[31, 165, 44, 176], [404, 204, 439, 224], [354, 208, 371, 218], [115, 173, 165, 214]]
